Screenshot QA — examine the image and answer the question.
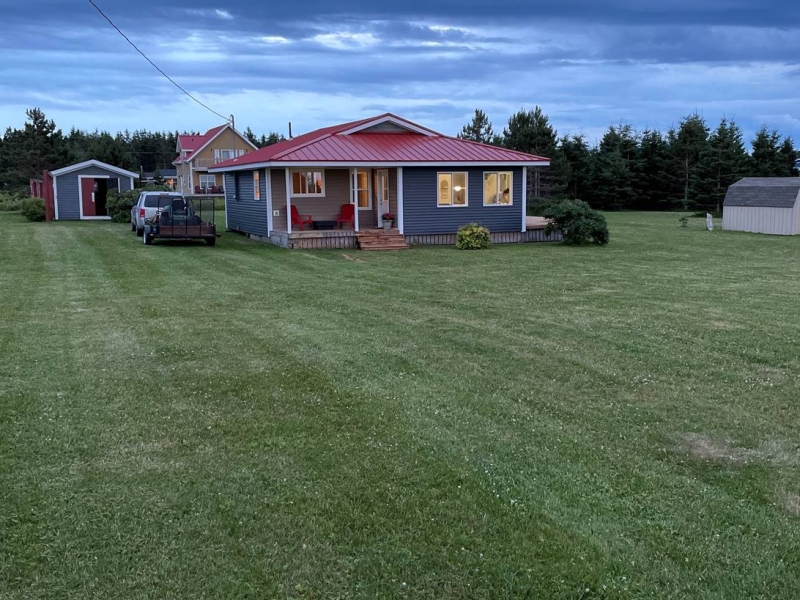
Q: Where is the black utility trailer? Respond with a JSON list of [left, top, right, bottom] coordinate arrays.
[[143, 196, 217, 246]]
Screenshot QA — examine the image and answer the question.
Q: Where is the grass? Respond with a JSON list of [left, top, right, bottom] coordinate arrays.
[[1, 211, 800, 599]]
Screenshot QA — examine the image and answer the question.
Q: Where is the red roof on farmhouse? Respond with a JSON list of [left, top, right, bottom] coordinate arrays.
[[210, 114, 549, 169], [175, 125, 227, 163]]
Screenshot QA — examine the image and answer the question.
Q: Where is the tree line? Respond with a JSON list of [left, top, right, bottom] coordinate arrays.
[[0, 109, 284, 192], [459, 108, 799, 212]]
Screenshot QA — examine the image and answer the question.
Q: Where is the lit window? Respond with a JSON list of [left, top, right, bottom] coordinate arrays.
[[292, 171, 324, 196], [483, 172, 513, 206], [253, 171, 261, 200], [437, 172, 468, 207], [356, 170, 370, 208]]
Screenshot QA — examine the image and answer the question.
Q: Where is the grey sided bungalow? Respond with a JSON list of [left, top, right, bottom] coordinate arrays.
[[208, 113, 558, 249]]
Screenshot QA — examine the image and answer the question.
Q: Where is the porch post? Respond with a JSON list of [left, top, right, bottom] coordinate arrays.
[[521, 166, 528, 232], [396, 167, 404, 234], [265, 169, 273, 233], [352, 168, 360, 232], [285, 167, 292, 233]]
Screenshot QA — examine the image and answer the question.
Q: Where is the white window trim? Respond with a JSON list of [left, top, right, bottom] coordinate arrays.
[[253, 171, 261, 201], [199, 174, 216, 187], [436, 171, 469, 208], [350, 169, 372, 210], [483, 171, 514, 207], [290, 169, 326, 198]]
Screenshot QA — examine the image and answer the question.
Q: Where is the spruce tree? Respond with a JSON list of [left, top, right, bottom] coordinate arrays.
[[671, 113, 710, 209], [636, 130, 673, 210], [502, 107, 558, 199], [779, 138, 797, 176], [457, 109, 496, 144], [692, 119, 749, 212], [554, 134, 593, 200], [750, 127, 784, 176]]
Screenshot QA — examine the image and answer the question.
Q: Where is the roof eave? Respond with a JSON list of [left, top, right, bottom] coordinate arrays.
[[210, 160, 551, 172]]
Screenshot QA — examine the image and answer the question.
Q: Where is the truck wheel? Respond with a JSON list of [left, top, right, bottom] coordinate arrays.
[[136, 227, 144, 237], [131, 222, 136, 232]]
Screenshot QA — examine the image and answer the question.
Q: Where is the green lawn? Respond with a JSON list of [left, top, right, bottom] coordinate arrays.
[[2, 211, 800, 599]]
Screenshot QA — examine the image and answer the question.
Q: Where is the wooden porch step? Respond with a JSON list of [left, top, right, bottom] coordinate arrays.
[[356, 228, 409, 251]]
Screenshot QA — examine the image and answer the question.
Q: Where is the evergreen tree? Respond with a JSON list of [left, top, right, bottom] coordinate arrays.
[[553, 134, 593, 200], [503, 107, 558, 199], [671, 113, 709, 208], [259, 132, 286, 147], [750, 126, 784, 176], [779, 138, 797, 176], [692, 119, 749, 212], [244, 126, 259, 146], [458, 109, 496, 144], [635, 130, 674, 210], [591, 124, 638, 210]]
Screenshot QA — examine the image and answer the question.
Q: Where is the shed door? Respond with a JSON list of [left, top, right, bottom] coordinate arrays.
[[80, 178, 96, 217]]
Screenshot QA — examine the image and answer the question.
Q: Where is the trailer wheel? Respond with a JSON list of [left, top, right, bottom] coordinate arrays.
[[206, 237, 216, 247], [143, 226, 153, 245]]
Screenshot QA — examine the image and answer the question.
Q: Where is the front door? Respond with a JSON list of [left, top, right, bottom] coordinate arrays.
[[80, 178, 96, 217], [376, 169, 390, 226]]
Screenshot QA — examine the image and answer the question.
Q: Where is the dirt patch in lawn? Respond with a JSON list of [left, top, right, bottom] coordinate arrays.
[[778, 492, 800, 517], [677, 433, 800, 466]]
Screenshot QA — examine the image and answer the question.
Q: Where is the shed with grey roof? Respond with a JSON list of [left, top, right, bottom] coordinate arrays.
[[722, 178, 800, 235]]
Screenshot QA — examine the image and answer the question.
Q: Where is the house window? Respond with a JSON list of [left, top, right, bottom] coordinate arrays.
[[437, 172, 468, 207], [483, 172, 513, 206], [356, 170, 370, 208], [292, 171, 324, 196], [253, 171, 261, 200], [215, 149, 246, 163], [199, 174, 216, 189]]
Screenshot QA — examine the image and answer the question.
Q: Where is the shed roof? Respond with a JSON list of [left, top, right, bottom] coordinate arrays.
[[723, 178, 800, 209], [50, 159, 139, 179], [209, 113, 550, 172]]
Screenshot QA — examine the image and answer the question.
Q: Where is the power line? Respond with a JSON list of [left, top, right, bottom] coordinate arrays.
[[87, 0, 231, 124]]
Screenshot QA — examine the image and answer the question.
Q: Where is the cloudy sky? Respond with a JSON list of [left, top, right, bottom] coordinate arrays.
[[2, 0, 799, 145]]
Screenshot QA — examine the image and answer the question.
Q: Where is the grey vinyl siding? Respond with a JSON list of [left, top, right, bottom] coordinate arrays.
[[55, 166, 133, 220], [225, 170, 268, 236], [402, 167, 522, 235]]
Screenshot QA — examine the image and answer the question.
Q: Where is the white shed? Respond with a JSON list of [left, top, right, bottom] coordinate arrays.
[[722, 178, 800, 235]]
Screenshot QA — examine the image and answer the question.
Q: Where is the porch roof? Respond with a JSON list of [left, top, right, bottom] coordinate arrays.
[[209, 113, 550, 172]]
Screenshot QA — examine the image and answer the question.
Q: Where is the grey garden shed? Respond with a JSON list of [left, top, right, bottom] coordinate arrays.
[[722, 178, 800, 235], [51, 159, 138, 220]]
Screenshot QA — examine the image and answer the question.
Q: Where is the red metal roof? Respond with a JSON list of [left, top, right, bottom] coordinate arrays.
[[210, 114, 549, 169], [175, 125, 228, 163]]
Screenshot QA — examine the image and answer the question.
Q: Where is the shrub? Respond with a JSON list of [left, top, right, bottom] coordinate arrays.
[[679, 217, 689, 228], [0, 192, 24, 212], [21, 198, 46, 222], [106, 189, 139, 223], [456, 223, 491, 250], [543, 200, 609, 245]]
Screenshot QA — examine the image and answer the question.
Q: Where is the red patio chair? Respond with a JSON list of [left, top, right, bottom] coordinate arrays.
[[291, 205, 313, 230], [335, 203, 355, 229], [194, 186, 202, 194]]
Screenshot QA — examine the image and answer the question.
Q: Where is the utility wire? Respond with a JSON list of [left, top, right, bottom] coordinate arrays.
[[87, 0, 231, 123]]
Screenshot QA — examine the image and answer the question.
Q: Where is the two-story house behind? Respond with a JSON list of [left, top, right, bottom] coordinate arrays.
[[173, 124, 258, 196]]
